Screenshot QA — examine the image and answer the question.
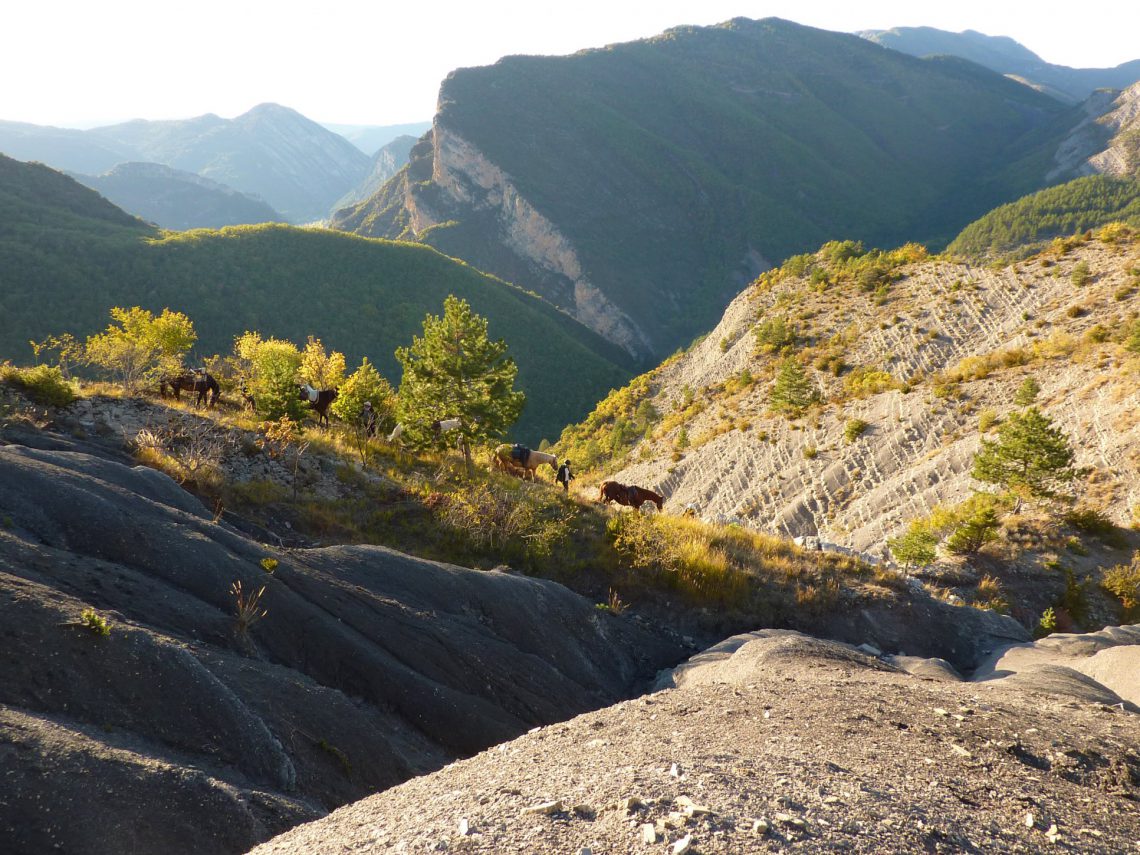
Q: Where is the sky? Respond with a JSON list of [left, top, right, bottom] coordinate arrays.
[[3, 0, 1139, 129]]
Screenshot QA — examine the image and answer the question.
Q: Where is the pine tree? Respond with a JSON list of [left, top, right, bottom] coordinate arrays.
[[395, 296, 525, 467], [769, 358, 819, 417], [971, 407, 1076, 503], [1013, 376, 1040, 406]]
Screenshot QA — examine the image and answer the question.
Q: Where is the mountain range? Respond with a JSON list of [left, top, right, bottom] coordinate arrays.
[[0, 104, 375, 224], [860, 26, 1140, 103], [333, 17, 1087, 361]]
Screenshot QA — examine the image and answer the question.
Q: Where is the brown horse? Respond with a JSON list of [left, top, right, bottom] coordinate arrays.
[[299, 384, 338, 428], [160, 371, 219, 407], [598, 481, 664, 510], [493, 444, 557, 481]]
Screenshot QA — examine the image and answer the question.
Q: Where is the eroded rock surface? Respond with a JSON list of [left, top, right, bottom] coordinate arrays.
[[0, 440, 683, 854]]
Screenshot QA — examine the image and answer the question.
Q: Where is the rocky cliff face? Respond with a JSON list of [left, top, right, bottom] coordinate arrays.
[[336, 123, 655, 357], [1051, 82, 1140, 181]]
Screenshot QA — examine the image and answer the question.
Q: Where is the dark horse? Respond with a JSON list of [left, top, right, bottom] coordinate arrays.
[[598, 480, 665, 511], [298, 384, 338, 427], [160, 371, 219, 407]]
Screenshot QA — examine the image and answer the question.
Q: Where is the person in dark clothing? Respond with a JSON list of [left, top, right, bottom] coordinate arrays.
[[556, 459, 574, 493], [361, 401, 378, 437]]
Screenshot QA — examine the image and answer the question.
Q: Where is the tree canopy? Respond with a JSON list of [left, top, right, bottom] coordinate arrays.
[[971, 406, 1076, 503], [395, 296, 525, 461], [83, 306, 195, 391]]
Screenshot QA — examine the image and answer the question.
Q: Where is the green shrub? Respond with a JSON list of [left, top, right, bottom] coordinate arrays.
[[1035, 606, 1057, 638], [1013, 377, 1039, 406], [887, 525, 938, 567], [80, 608, 111, 637], [944, 506, 1000, 555], [843, 418, 869, 443], [977, 408, 998, 432], [1101, 552, 1139, 620], [1071, 261, 1091, 286], [754, 316, 797, 354], [2, 364, 77, 406]]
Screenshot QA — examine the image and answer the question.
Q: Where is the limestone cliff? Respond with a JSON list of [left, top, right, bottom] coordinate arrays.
[[1050, 82, 1140, 181]]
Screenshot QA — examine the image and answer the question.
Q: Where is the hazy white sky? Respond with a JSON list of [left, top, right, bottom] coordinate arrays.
[[3, 0, 1138, 128]]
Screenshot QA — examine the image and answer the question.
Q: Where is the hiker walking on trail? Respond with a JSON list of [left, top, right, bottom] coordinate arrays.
[[361, 401, 378, 437], [556, 459, 574, 493]]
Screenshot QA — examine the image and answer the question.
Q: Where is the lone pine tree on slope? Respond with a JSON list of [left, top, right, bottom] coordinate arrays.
[[395, 296, 525, 469], [972, 406, 1076, 505]]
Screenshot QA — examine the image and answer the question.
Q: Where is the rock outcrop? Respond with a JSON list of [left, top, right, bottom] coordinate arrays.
[[0, 436, 683, 854], [1050, 81, 1140, 181], [253, 627, 1140, 854]]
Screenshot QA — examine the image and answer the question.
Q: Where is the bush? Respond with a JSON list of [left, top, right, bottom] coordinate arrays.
[[977, 408, 998, 432], [843, 366, 900, 397], [844, 418, 869, 443], [754, 316, 797, 353], [945, 506, 1000, 555], [1013, 377, 1039, 406], [1, 364, 77, 406], [887, 525, 937, 567], [1071, 261, 1091, 286], [1101, 552, 1139, 620]]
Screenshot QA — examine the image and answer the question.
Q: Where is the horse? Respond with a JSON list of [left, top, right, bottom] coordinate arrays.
[[493, 444, 557, 481], [160, 371, 219, 407], [298, 384, 338, 427], [598, 480, 665, 511]]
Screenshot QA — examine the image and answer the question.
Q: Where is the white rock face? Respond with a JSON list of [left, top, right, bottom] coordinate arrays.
[[424, 125, 653, 357], [1050, 81, 1140, 180]]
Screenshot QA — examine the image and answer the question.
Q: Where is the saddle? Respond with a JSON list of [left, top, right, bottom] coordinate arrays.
[[510, 444, 530, 463]]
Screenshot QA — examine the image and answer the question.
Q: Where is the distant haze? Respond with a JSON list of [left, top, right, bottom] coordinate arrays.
[[2, 1, 1138, 129]]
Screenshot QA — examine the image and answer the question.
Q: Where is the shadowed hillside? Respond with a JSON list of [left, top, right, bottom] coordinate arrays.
[[70, 161, 284, 230]]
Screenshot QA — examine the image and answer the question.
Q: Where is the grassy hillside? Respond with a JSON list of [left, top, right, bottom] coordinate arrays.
[[339, 17, 1073, 358], [0, 156, 632, 441], [948, 175, 1140, 259]]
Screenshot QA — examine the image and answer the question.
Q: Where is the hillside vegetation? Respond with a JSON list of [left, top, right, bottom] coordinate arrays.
[[948, 175, 1140, 259], [337, 17, 1073, 359], [0, 155, 632, 441]]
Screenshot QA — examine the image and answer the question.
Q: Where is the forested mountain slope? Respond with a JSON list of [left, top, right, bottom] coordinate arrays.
[[70, 161, 284, 230], [0, 104, 371, 224], [0, 156, 632, 441], [334, 17, 1073, 360]]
